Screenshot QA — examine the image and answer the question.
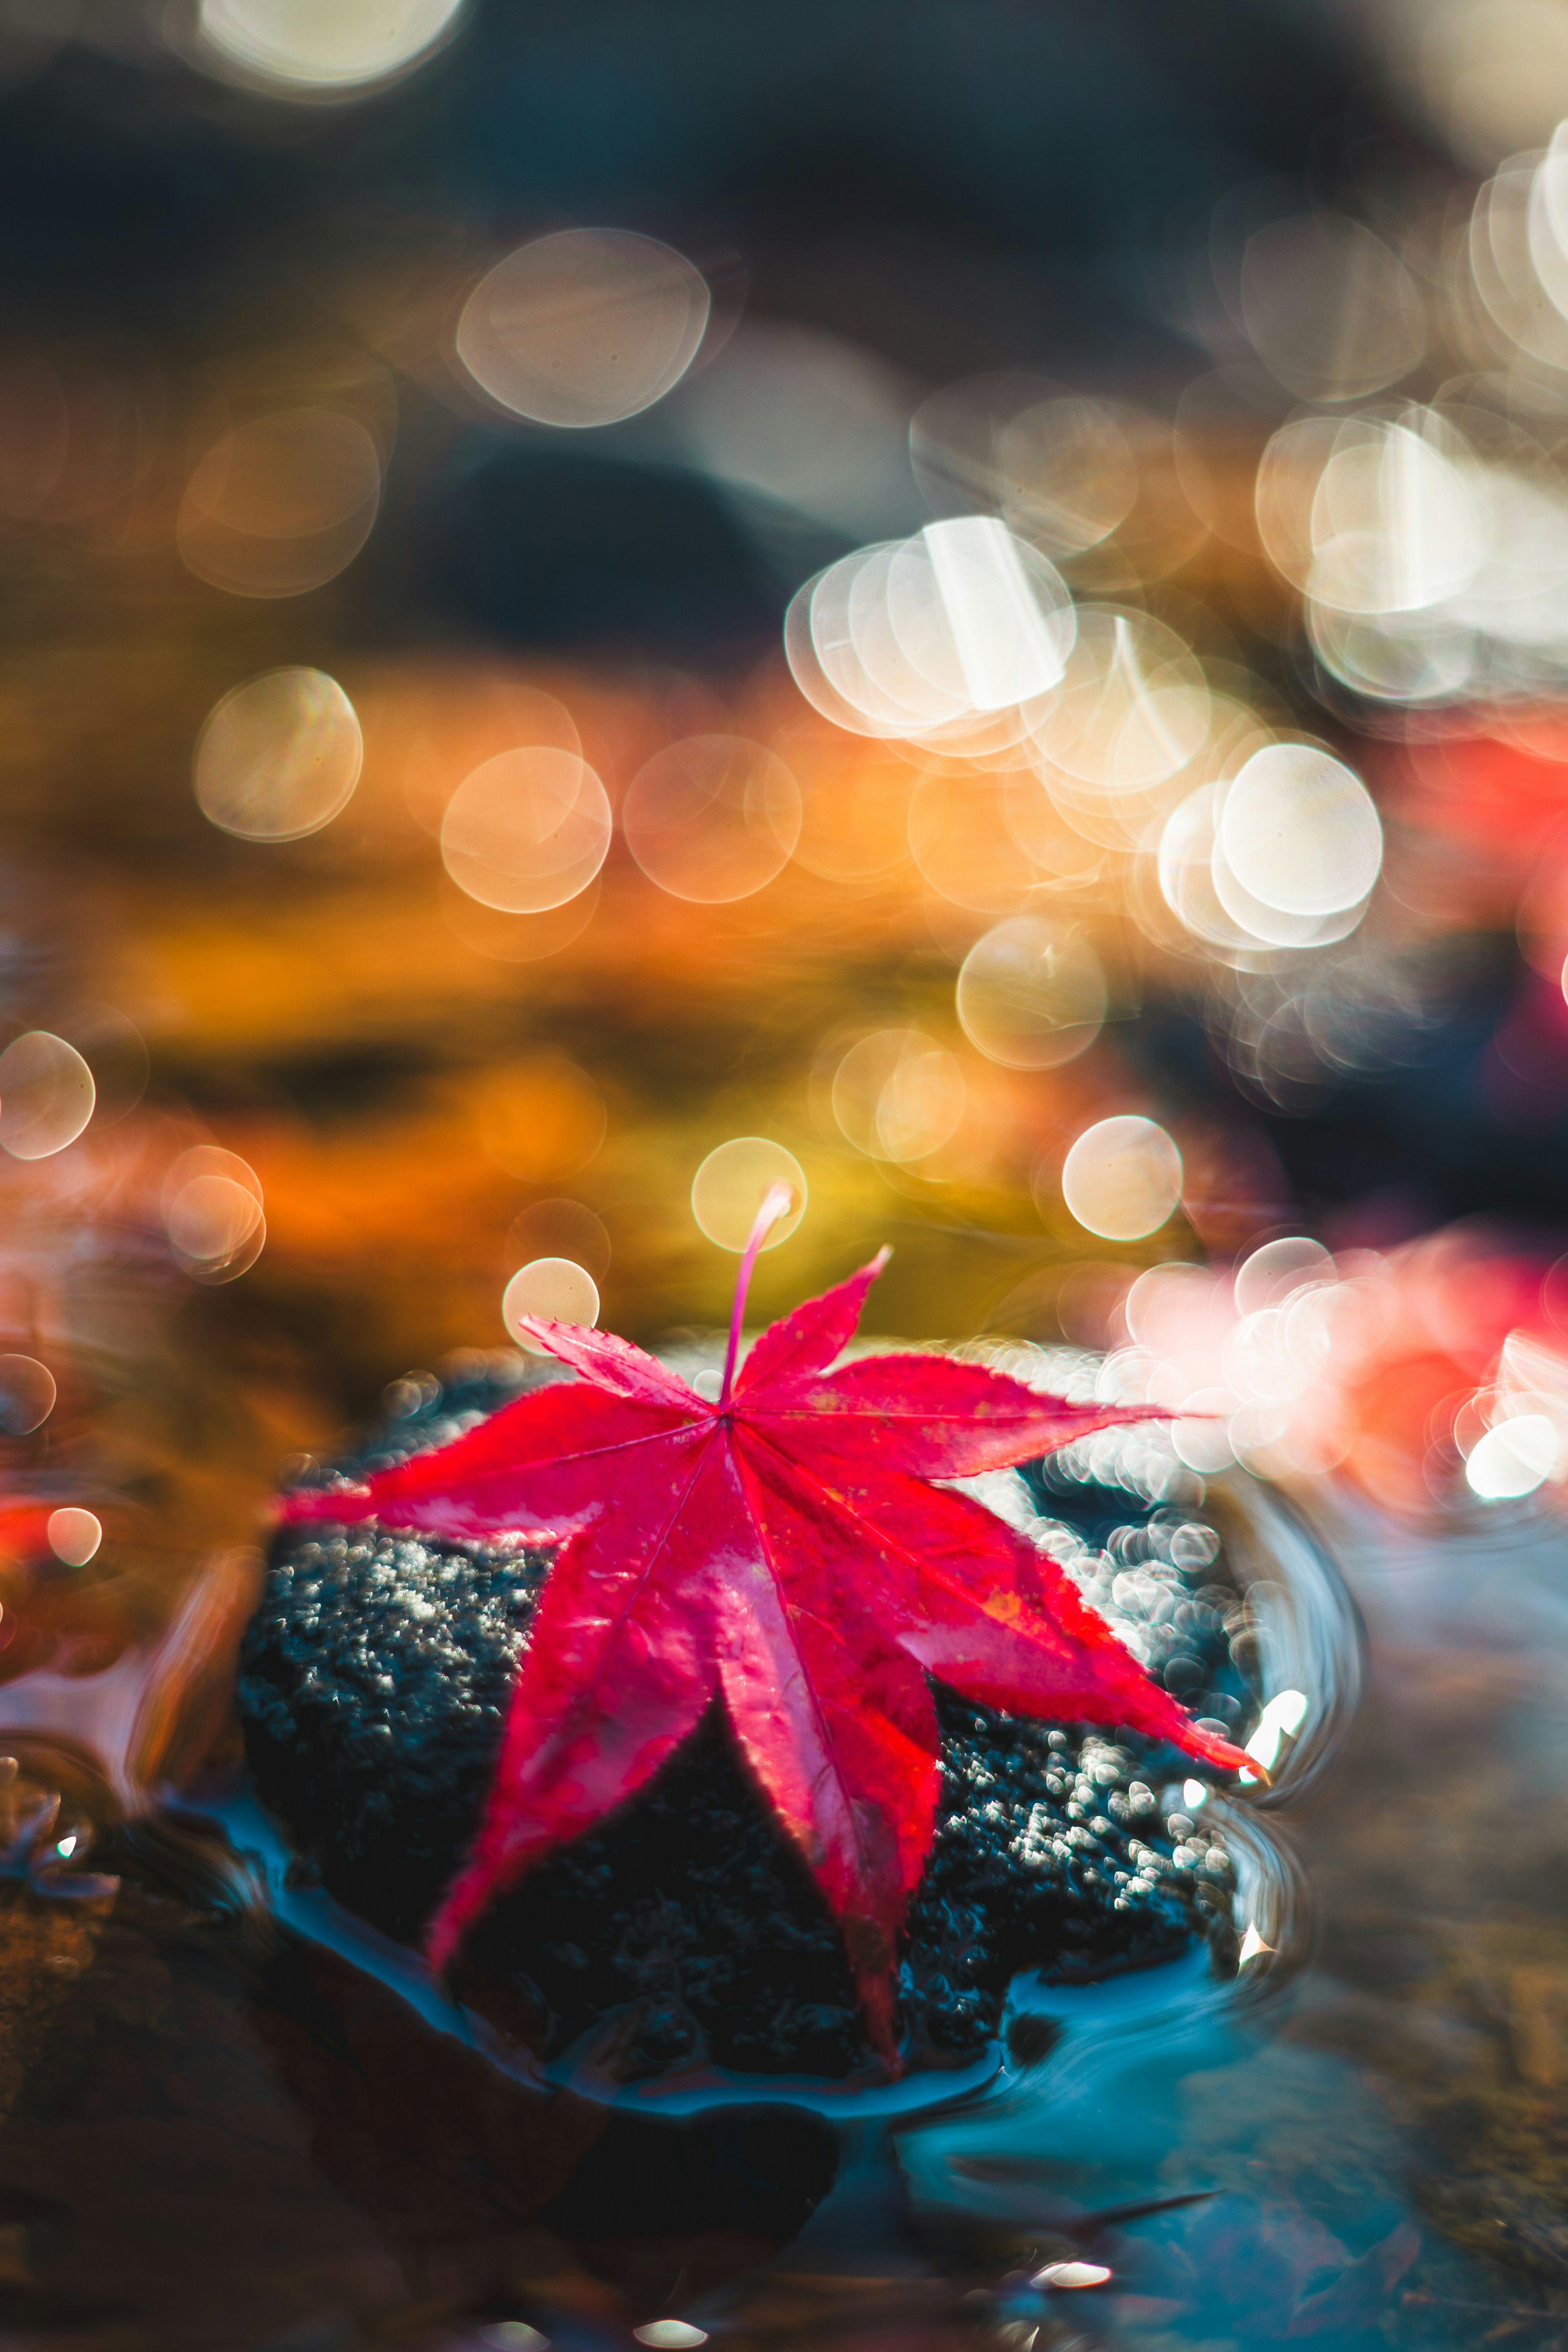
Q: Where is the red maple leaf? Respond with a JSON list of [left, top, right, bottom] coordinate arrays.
[[283, 1187, 1252, 2064]]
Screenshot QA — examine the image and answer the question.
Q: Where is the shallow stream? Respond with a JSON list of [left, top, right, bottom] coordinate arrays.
[[3, 1414, 1564, 2351]]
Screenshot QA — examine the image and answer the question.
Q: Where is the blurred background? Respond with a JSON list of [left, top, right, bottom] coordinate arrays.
[[2, 0, 1568, 1650], [18, 6, 1568, 2347]]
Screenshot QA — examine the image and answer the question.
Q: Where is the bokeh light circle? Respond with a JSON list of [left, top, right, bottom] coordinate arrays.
[[784, 563, 909, 739], [0, 1031, 95, 1159], [47, 1507, 102, 1566], [831, 1029, 967, 1163], [1158, 778, 1368, 954], [1232, 1235, 1334, 1316], [196, 0, 466, 96], [691, 1137, 807, 1253], [402, 679, 581, 839], [194, 668, 363, 843], [1466, 1414, 1558, 1500], [178, 410, 382, 596], [1172, 1392, 1241, 1476], [0, 1355, 55, 1436], [790, 523, 1073, 743], [1060, 1116, 1183, 1241], [167, 1176, 263, 1264], [916, 517, 1075, 710], [184, 410, 380, 537], [1209, 820, 1363, 950], [441, 748, 612, 912], [1238, 214, 1426, 404], [622, 735, 802, 902], [457, 229, 710, 428], [1031, 607, 1209, 795], [956, 915, 1107, 1070], [160, 1145, 263, 1218], [161, 1146, 267, 1281], [503, 1258, 601, 1353], [1218, 744, 1383, 918]]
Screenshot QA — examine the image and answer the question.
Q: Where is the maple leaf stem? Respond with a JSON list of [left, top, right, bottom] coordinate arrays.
[[719, 1182, 797, 1409]]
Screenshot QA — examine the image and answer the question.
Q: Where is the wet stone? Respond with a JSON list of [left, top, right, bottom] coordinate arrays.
[[238, 1364, 1249, 2079]]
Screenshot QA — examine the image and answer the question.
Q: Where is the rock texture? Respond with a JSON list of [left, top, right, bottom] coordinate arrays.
[[239, 1362, 1246, 2077]]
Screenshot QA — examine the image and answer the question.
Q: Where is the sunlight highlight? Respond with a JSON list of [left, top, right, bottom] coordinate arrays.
[[0, 1032, 94, 1159], [195, 0, 466, 96], [194, 668, 363, 842], [956, 916, 1107, 1069], [691, 1138, 806, 1253], [503, 1258, 601, 1351], [1060, 1116, 1183, 1241], [161, 1146, 266, 1283], [441, 749, 611, 912], [47, 1507, 101, 1566], [457, 229, 710, 428]]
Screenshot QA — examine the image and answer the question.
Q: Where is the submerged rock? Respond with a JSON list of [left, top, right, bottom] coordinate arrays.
[[238, 1358, 1251, 2078]]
